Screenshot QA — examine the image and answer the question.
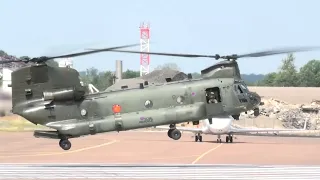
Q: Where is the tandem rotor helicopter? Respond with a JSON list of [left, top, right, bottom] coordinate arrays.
[[1, 44, 319, 150]]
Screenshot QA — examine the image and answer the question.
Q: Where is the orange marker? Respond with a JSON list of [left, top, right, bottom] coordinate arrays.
[[112, 104, 122, 113]]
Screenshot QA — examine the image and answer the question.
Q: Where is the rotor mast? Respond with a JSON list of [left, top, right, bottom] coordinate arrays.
[[139, 22, 150, 76]]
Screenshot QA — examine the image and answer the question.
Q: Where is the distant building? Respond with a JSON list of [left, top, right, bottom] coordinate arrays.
[[58, 58, 73, 68], [106, 69, 188, 91]]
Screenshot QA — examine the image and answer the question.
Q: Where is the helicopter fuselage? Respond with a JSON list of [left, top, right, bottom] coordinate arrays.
[[14, 76, 260, 139]]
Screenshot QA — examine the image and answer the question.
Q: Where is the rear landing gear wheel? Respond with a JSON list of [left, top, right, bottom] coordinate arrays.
[[170, 129, 181, 140], [59, 139, 71, 150]]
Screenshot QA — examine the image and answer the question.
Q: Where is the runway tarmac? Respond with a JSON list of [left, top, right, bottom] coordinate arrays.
[[1, 163, 320, 179], [1, 131, 320, 179]]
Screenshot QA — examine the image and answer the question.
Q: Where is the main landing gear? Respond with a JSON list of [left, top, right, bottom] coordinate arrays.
[[167, 124, 181, 140], [216, 134, 233, 143], [195, 133, 202, 142], [59, 138, 72, 150], [225, 134, 233, 143]]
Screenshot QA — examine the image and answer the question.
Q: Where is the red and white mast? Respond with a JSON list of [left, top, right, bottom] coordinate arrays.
[[139, 22, 150, 76]]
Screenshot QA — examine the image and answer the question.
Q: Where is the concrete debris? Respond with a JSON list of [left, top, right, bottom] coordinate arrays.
[[242, 98, 320, 130], [311, 99, 320, 105]]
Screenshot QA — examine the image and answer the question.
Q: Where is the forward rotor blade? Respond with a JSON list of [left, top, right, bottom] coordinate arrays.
[[90, 46, 320, 60], [46, 43, 141, 60], [236, 46, 320, 58], [85, 49, 219, 59]]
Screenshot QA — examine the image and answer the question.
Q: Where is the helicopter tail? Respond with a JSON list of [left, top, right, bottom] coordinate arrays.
[[11, 64, 85, 113]]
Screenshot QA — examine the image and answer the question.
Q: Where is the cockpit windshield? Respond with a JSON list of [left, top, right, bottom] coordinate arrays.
[[235, 82, 249, 94], [240, 83, 248, 91]]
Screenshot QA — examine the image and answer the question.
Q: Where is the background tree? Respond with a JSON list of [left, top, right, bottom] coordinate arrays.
[[79, 68, 114, 91], [122, 70, 140, 79], [154, 63, 180, 71], [298, 59, 320, 87], [273, 53, 298, 86], [256, 72, 278, 86]]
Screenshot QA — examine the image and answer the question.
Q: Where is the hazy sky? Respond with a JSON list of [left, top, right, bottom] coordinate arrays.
[[1, 0, 320, 74]]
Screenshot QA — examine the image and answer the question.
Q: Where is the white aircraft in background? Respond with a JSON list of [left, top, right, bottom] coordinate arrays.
[[155, 115, 307, 143], [0, 89, 12, 117]]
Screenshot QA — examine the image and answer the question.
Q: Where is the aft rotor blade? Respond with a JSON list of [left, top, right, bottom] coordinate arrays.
[[46, 43, 141, 60], [0, 60, 27, 64], [236, 46, 320, 58]]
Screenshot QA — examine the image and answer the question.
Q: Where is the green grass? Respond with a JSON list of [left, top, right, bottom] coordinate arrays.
[[0, 118, 48, 132]]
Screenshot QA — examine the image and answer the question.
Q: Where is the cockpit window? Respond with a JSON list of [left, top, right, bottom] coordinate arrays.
[[240, 84, 247, 90], [237, 85, 243, 93], [234, 83, 248, 94]]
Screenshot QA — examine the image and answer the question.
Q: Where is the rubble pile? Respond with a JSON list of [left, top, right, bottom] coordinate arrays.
[[242, 98, 320, 130]]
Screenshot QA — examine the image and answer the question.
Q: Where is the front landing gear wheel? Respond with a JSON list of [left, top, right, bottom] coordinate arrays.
[[170, 129, 181, 140], [59, 139, 71, 150]]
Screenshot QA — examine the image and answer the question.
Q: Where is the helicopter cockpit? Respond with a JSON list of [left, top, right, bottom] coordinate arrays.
[[234, 82, 249, 94]]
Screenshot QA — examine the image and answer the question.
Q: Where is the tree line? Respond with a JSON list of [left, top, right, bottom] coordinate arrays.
[[251, 53, 320, 87]]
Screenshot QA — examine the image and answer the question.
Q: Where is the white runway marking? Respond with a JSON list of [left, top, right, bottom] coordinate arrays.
[[1, 163, 320, 179]]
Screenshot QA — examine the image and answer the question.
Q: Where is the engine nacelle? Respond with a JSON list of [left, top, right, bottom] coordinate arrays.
[[43, 88, 84, 101], [192, 121, 199, 125]]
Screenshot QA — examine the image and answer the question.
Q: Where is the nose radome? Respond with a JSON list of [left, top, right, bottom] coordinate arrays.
[[248, 91, 261, 107]]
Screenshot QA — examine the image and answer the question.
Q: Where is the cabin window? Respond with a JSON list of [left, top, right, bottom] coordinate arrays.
[[205, 87, 221, 104], [30, 66, 49, 84]]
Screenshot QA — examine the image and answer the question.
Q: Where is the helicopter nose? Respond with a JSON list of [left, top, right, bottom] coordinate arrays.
[[248, 91, 261, 109]]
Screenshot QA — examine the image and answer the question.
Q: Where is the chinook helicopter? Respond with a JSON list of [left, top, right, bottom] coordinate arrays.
[[1, 44, 319, 151]]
